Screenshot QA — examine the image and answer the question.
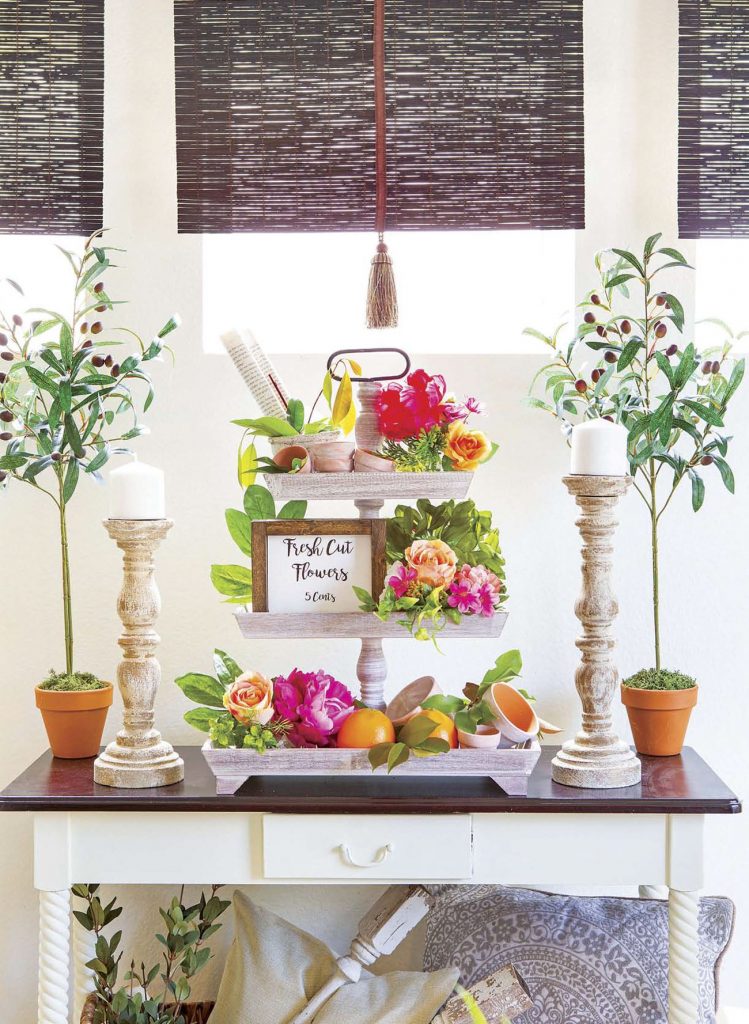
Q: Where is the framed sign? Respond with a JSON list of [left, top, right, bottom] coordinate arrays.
[[251, 519, 386, 614]]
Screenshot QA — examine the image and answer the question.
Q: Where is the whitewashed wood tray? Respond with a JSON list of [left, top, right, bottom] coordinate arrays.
[[235, 609, 508, 639], [202, 738, 541, 795], [263, 471, 474, 502]]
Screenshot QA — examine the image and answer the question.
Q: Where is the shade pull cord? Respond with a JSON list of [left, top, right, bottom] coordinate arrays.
[[366, 0, 398, 329]]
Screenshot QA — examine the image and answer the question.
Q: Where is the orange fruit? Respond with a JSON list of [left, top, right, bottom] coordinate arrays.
[[336, 708, 396, 749], [411, 709, 458, 749]]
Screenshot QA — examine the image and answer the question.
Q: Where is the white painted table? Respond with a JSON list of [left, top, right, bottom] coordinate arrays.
[[1, 745, 740, 1024]]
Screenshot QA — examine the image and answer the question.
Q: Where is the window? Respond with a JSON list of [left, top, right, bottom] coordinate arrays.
[[696, 240, 749, 349], [202, 229, 575, 354], [0, 236, 83, 319]]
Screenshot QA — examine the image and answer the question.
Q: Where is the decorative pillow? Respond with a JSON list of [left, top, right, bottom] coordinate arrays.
[[210, 891, 459, 1024], [423, 885, 734, 1024]]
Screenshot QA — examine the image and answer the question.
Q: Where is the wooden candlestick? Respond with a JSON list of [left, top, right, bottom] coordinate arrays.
[[551, 476, 641, 789], [94, 519, 184, 788]]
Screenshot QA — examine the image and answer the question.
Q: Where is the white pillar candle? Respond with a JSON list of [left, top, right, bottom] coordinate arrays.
[[108, 456, 165, 520], [570, 420, 629, 476]]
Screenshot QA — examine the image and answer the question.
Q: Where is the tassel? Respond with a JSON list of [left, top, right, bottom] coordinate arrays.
[[366, 237, 398, 329]]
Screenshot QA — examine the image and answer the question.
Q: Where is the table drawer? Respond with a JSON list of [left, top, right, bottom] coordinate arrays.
[[263, 814, 472, 880]]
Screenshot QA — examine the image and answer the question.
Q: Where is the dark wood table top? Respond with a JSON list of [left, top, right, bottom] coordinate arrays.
[[0, 746, 740, 815]]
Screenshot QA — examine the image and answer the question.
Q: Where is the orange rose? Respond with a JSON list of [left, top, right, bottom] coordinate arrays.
[[405, 538, 457, 588], [444, 421, 491, 471], [223, 671, 274, 726]]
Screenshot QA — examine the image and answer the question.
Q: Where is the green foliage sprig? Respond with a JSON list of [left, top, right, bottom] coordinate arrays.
[[210, 483, 307, 604], [357, 499, 507, 644], [368, 713, 451, 773], [386, 499, 506, 579], [232, 356, 361, 486], [72, 883, 229, 1024], [0, 230, 179, 676], [175, 648, 289, 751], [527, 234, 744, 669], [422, 650, 523, 734], [380, 425, 448, 472]]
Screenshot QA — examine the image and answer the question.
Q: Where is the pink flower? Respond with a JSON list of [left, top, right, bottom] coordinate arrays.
[[446, 564, 503, 617], [387, 561, 418, 598], [442, 402, 470, 422], [445, 576, 475, 614], [464, 396, 486, 416], [273, 668, 354, 747]]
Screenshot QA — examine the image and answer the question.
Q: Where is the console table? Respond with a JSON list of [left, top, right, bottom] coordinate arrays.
[[1, 745, 740, 1024]]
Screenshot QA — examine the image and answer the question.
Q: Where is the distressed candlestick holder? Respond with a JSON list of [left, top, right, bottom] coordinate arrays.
[[94, 519, 184, 788], [551, 475, 641, 789]]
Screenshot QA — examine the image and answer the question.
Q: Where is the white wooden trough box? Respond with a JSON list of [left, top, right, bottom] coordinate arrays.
[[201, 738, 541, 795]]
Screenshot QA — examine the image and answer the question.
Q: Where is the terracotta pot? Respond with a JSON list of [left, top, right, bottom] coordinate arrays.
[[621, 684, 698, 756], [385, 675, 440, 726], [458, 724, 501, 749], [272, 444, 311, 473], [35, 683, 113, 759], [311, 441, 355, 473], [482, 682, 539, 744], [354, 449, 395, 473]]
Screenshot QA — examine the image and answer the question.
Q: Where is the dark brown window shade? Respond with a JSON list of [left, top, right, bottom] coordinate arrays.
[[0, 0, 103, 235], [679, 0, 749, 238], [174, 0, 584, 234]]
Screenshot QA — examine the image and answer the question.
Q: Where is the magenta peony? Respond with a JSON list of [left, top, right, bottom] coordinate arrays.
[[273, 668, 355, 747]]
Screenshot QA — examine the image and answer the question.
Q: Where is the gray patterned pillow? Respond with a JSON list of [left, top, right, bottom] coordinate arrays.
[[423, 885, 734, 1024]]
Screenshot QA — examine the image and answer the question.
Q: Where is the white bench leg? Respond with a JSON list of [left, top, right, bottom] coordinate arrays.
[[38, 889, 71, 1024], [668, 888, 700, 1024]]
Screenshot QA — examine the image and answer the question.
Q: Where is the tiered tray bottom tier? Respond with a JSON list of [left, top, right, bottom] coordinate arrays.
[[202, 739, 541, 795]]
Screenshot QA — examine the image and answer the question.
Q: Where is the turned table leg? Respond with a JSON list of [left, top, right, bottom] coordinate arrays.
[[73, 917, 96, 1022], [38, 890, 71, 1024], [668, 888, 700, 1024], [639, 885, 666, 899]]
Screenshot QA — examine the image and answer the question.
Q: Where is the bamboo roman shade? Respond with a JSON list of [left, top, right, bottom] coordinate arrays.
[[174, 0, 584, 234], [679, 0, 749, 237], [0, 0, 103, 235]]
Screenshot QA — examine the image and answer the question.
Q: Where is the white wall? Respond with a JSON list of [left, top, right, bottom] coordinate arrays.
[[2, 0, 748, 1017]]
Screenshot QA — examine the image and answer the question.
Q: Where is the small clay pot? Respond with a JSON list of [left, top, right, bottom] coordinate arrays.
[[354, 449, 396, 473], [458, 724, 501, 749], [272, 445, 311, 474], [482, 683, 539, 744], [385, 676, 440, 727], [35, 682, 113, 759], [311, 441, 355, 473], [622, 684, 698, 756]]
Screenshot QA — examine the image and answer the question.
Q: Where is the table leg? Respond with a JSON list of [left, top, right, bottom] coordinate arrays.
[[38, 889, 71, 1024], [73, 918, 96, 1022], [668, 888, 700, 1024], [639, 885, 666, 899]]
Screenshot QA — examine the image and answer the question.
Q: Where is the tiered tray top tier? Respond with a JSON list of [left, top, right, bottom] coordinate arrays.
[[263, 470, 474, 502]]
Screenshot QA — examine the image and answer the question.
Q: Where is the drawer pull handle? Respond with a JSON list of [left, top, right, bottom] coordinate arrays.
[[337, 842, 393, 868]]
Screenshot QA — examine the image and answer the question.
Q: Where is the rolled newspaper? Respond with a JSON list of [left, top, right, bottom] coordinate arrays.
[[221, 328, 288, 416]]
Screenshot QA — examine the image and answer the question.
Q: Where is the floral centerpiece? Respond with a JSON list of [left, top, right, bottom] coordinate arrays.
[[375, 368, 496, 472], [176, 650, 356, 750], [356, 499, 507, 642]]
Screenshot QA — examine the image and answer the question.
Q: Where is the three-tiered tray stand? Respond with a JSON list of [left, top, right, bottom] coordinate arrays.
[[203, 383, 540, 794]]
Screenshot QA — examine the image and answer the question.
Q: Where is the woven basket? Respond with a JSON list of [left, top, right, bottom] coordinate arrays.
[[81, 994, 214, 1023]]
